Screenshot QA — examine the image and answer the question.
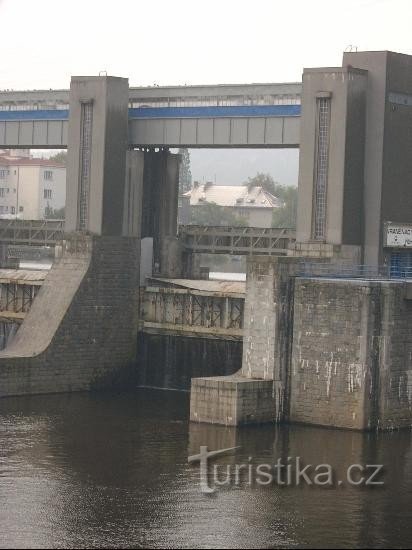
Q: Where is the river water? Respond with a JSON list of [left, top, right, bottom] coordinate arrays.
[[0, 389, 411, 549]]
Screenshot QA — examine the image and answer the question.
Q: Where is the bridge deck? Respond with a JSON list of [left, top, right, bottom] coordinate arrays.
[[179, 225, 295, 255], [0, 105, 301, 148]]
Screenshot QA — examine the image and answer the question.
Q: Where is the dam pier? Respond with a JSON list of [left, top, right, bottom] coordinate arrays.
[[1, 51, 412, 431]]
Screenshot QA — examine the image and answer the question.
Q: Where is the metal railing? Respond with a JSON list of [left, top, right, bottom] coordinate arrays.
[[179, 225, 296, 256], [140, 286, 244, 339], [0, 219, 64, 246], [296, 262, 412, 280]]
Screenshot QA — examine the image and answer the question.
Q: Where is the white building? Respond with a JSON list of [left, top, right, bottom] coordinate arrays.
[[183, 182, 282, 227], [0, 151, 65, 219]]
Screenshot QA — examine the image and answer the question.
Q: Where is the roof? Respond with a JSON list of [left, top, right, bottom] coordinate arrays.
[[184, 183, 282, 209], [0, 152, 65, 168], [147, 277, 246, 295]]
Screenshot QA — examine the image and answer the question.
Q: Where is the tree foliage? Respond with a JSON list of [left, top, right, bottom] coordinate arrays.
[[271, 185, 298, 228], [244, 172, 298, 228], [178, 148, 192, 194], [48, 150, 67, 165]]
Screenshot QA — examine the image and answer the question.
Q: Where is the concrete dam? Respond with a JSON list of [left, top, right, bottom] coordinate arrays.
[[1, 50, 412, 431]]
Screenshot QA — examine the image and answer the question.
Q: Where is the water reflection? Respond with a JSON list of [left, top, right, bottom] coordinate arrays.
[[0, 390, 411, 548]]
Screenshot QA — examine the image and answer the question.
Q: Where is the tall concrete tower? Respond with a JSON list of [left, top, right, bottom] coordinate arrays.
[[65, 76, 129, 236], [296, 50, 412, 269], [296, 64, 368, 264]]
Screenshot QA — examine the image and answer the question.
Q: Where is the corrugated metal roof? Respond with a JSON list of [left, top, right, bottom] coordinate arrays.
[[184, 184, 282, 208]]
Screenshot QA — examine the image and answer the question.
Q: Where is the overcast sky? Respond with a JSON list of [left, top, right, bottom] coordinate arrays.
[[3, 0, 411, 186], [1, 0, 411, 90]]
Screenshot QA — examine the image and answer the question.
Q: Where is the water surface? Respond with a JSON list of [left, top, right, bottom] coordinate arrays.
[[0, 390, 411, 549]]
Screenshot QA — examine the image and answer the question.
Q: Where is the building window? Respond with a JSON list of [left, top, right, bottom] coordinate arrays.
[[312, 96, 331, 240], [44, 170, 53, 181], [0, 188, 5, 197], [10, 207, 14, 214], [44, 189, 52, 199], [19, 206, 24, 212], [0, 170, 8, 179]]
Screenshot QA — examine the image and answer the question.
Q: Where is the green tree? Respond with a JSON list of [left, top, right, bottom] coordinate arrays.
[[244, 172, 298, 228], [245, 172, 278, 195], [190, 202, 244, 226], [178, 148, 192, 194], [271, 185, 298, 228], [48, 150, 67, 165]]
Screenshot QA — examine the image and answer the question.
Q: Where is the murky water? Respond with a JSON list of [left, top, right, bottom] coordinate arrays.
[[0, 389, 411, 549]]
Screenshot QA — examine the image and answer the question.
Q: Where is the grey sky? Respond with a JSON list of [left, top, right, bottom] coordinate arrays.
[[0, 0, 410, 90], [188, 149, 299, 187], [4, 0, 409, 187]]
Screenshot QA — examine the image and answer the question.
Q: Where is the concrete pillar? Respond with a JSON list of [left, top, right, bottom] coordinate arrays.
[[342, 51, 412, 267], [190, 256, 299, 426], [141, 149, 182, 277], [123, 150, 144, 238], [65, 76, 129, 236], [295, 66, 367, 263]]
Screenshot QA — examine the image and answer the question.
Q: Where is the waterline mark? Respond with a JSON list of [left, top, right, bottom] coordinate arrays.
[[188, 446, 385, 494]]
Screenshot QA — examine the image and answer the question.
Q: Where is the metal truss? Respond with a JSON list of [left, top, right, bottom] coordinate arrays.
[[0, 219, 64, 246], [140, 287, 244, 339], [179, 225, 295, 255], [0, 281, 41, 319]]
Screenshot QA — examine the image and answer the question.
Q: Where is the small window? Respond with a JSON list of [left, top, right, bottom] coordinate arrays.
[[0, 170, 8, 179], [44, 189, 52, 199], [0, 188, 5, 197], [19, 206, 24, 212], [44, 170, 53, 181], [10, 207, 13, 214]]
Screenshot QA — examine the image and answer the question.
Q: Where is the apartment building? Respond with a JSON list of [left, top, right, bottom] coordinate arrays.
[[0, 150, 65, 219]]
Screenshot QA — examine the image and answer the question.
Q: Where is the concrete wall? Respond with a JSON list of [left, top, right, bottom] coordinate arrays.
[[290, 277, 412, 430], [338, 50, 412, 266], [342, 52, 388, 266], [0, 235, 139, 397], [243, 208, 273, 228], [14, 166, 39, 218], [242, 256, 296, 384]]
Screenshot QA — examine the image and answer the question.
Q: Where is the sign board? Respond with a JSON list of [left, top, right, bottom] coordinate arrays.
[[385, 223, 412, 247]]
